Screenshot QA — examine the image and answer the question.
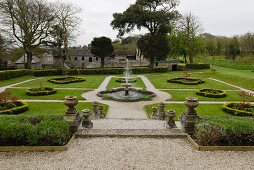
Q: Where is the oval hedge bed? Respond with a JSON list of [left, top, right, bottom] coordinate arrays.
[[167, 77, 205, 85], [27, 87, 57, 96], [48, 76, 85, 84], [223, 103, 254, 116], [0, 101, 28, 115], [115, 77, 137, 83], [196, 89, 226, 98]]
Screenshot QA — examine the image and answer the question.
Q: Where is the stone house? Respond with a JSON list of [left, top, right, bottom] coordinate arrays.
[[15, 54, 42, 69]]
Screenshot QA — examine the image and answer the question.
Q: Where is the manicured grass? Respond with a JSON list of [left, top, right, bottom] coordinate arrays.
[[145, 103, 233, 120], [14, 75, 106, 89], [146, 72, 237, 90], [0, 76, 34, 87], [164, 90, 254, 102], [107, 77, 146, 89], [22, 102, 109, 116], [6, 88, 88, 100]]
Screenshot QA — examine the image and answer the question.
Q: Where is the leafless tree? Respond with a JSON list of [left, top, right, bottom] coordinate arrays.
[[0, 0, 55, 69]]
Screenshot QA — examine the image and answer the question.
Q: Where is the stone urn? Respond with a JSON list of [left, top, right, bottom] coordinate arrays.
[[64, 96, 78, 114], [185, 97, 199, 114], [82, 109, 93, 128]]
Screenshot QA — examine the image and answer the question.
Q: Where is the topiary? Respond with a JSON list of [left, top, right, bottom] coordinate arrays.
[[196, 89, 226, 98]]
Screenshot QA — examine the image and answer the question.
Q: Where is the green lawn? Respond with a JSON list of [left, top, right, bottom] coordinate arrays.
[[22, 102, 109, 116], [0, 76, 34, 87], [164, 90, 254, 102], [6, 88, 88, 100], [14, 75, 106, 89], [145, 103, 234, 120], [107, 77, 146, 89]]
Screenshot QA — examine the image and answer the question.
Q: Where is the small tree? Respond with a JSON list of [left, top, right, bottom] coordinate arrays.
[[91, 37, 114, 68]]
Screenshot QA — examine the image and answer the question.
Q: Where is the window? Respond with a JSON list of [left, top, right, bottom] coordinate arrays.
[[96, 57, 98, 61], [89, 57, 92, 62], [82, 57, 84, 61], [74, 57, 77, 61]]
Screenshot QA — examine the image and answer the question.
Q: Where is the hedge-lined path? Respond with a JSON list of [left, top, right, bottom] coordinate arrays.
[[0, 138, 253, 170], [0, 78, 41, 93]]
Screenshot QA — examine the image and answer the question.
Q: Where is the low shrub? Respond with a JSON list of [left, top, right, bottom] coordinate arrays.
[[48, 76, 85, 84], [26, 87, 57, 96], [0, 101, 28, 115], [0, 69, 32, 80], [186, 63, 210, 70], [167, 77, 205, 85], [223, 103, 254, 116], [196, 89, 226, 98], [0, 115, 70, 146], [194, 117, 254, 146]]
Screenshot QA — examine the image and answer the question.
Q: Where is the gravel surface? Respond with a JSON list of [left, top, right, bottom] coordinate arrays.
[[0, 138, 253, 170]]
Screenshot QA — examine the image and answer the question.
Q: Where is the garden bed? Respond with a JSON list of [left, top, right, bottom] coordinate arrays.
[[26, 87, 57, 96], [167, 77, 205, 85], [0, 101, 28, 115], [48, 76, 85, 84], [223, 103, 254, 116], [196, 89, 226, 98]]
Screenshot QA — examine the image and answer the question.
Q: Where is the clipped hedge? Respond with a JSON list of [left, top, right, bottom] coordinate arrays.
[[48, 76, 85, 84], [0, 101, 28, 115], [186, 63, 210, 70], [196, 89, 226, 98], [0, 115, 70, 146], [194, 117, 254, 146], [26, 87, 57, 96], [33, 66, 169, 77], [0, 69, 32, 80], [167, 77, 205, 85], [223, 103, 254, 116], [115, 77, 137, 83]]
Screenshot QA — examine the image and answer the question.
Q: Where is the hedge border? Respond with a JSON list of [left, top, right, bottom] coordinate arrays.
[[196, 89, 226, 98], [223, 103, 254, 116], [0, 101, 28, 115], [115, 78, 137, 83], [167, 77, 205, 85], [48, 76, 85, 84], [26, 87, 57, 96]]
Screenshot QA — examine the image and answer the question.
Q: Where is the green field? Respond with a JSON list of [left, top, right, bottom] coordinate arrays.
[[107, 77, 146, 89], [6, 88, 88, 100], [13, 75, 106, 89], [145, 103, 233, 120], [0, 76, 34, 87]]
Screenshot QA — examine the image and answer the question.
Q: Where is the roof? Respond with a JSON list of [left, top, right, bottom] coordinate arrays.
[[15, 54, 41, 64]]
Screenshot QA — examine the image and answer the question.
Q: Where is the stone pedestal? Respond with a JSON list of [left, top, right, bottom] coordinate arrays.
[[82, 109, 93, 129], [179, 97, 200, 135], [166, 110, 177, 129], [158, 102, 166, 120], [63, 96, 82, 135]]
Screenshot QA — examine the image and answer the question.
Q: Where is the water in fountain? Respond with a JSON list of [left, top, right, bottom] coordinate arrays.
[[123, 59, 131, 96]]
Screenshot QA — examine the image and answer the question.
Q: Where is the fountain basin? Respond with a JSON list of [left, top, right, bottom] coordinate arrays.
[[97, 88, 156, 102]]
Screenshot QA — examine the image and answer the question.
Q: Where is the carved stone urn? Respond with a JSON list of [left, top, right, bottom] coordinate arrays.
[[185, 97, 199, 114], [64, 96, 78, 114]]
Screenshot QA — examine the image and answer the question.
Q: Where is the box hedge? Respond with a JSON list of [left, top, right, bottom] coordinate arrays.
[[0, 101, 29, 115], [223, 103, 254, 116], [0, 115, 70, 146], [0, 69, 32, 80]]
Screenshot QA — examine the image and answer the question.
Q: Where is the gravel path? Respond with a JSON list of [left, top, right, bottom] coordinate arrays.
[[0, 138, 253, 170]]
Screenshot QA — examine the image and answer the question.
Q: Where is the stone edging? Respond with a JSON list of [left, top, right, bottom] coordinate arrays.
[[0, 135, 75, 152], [187, 135, 254, 151]]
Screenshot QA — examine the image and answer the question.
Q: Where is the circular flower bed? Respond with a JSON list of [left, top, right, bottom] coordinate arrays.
[[167, 77, 204, 85], [0, 101, 28, 115], [223, 103, 254, 116], [48, 76, 85, 84], [26, 87, 57, 96], [115, 77, 137, 83], [196, 89, 226, 98]]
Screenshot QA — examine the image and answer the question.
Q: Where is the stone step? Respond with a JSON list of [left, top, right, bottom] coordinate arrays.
[[76, 129, 187, 139], [89, 119, 180, 130]]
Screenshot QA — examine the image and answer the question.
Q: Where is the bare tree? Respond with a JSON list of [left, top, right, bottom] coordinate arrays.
[[178, 12, 203, 63], [53, 1, 83, 69], [0, 0, 55, 69]]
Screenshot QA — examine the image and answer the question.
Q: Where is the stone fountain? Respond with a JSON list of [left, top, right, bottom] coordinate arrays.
[[97, 59, 156, 102]]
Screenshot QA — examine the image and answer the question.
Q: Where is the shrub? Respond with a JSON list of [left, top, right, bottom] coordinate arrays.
[[0, 116, 70, 146], [0, 101, 28, 115], [167, 77, 205, 85], [48, 76, 85, 84], [196, 89, 226, 98], [186, 63, 210, 70], [26, 87, 57, 96], [223, 103, 254, 116], [194, 117, 254, 146], [0, 69, 32, 80]]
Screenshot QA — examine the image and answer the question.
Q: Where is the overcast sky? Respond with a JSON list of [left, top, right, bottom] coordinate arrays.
[[52, 0, 254, 46]]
